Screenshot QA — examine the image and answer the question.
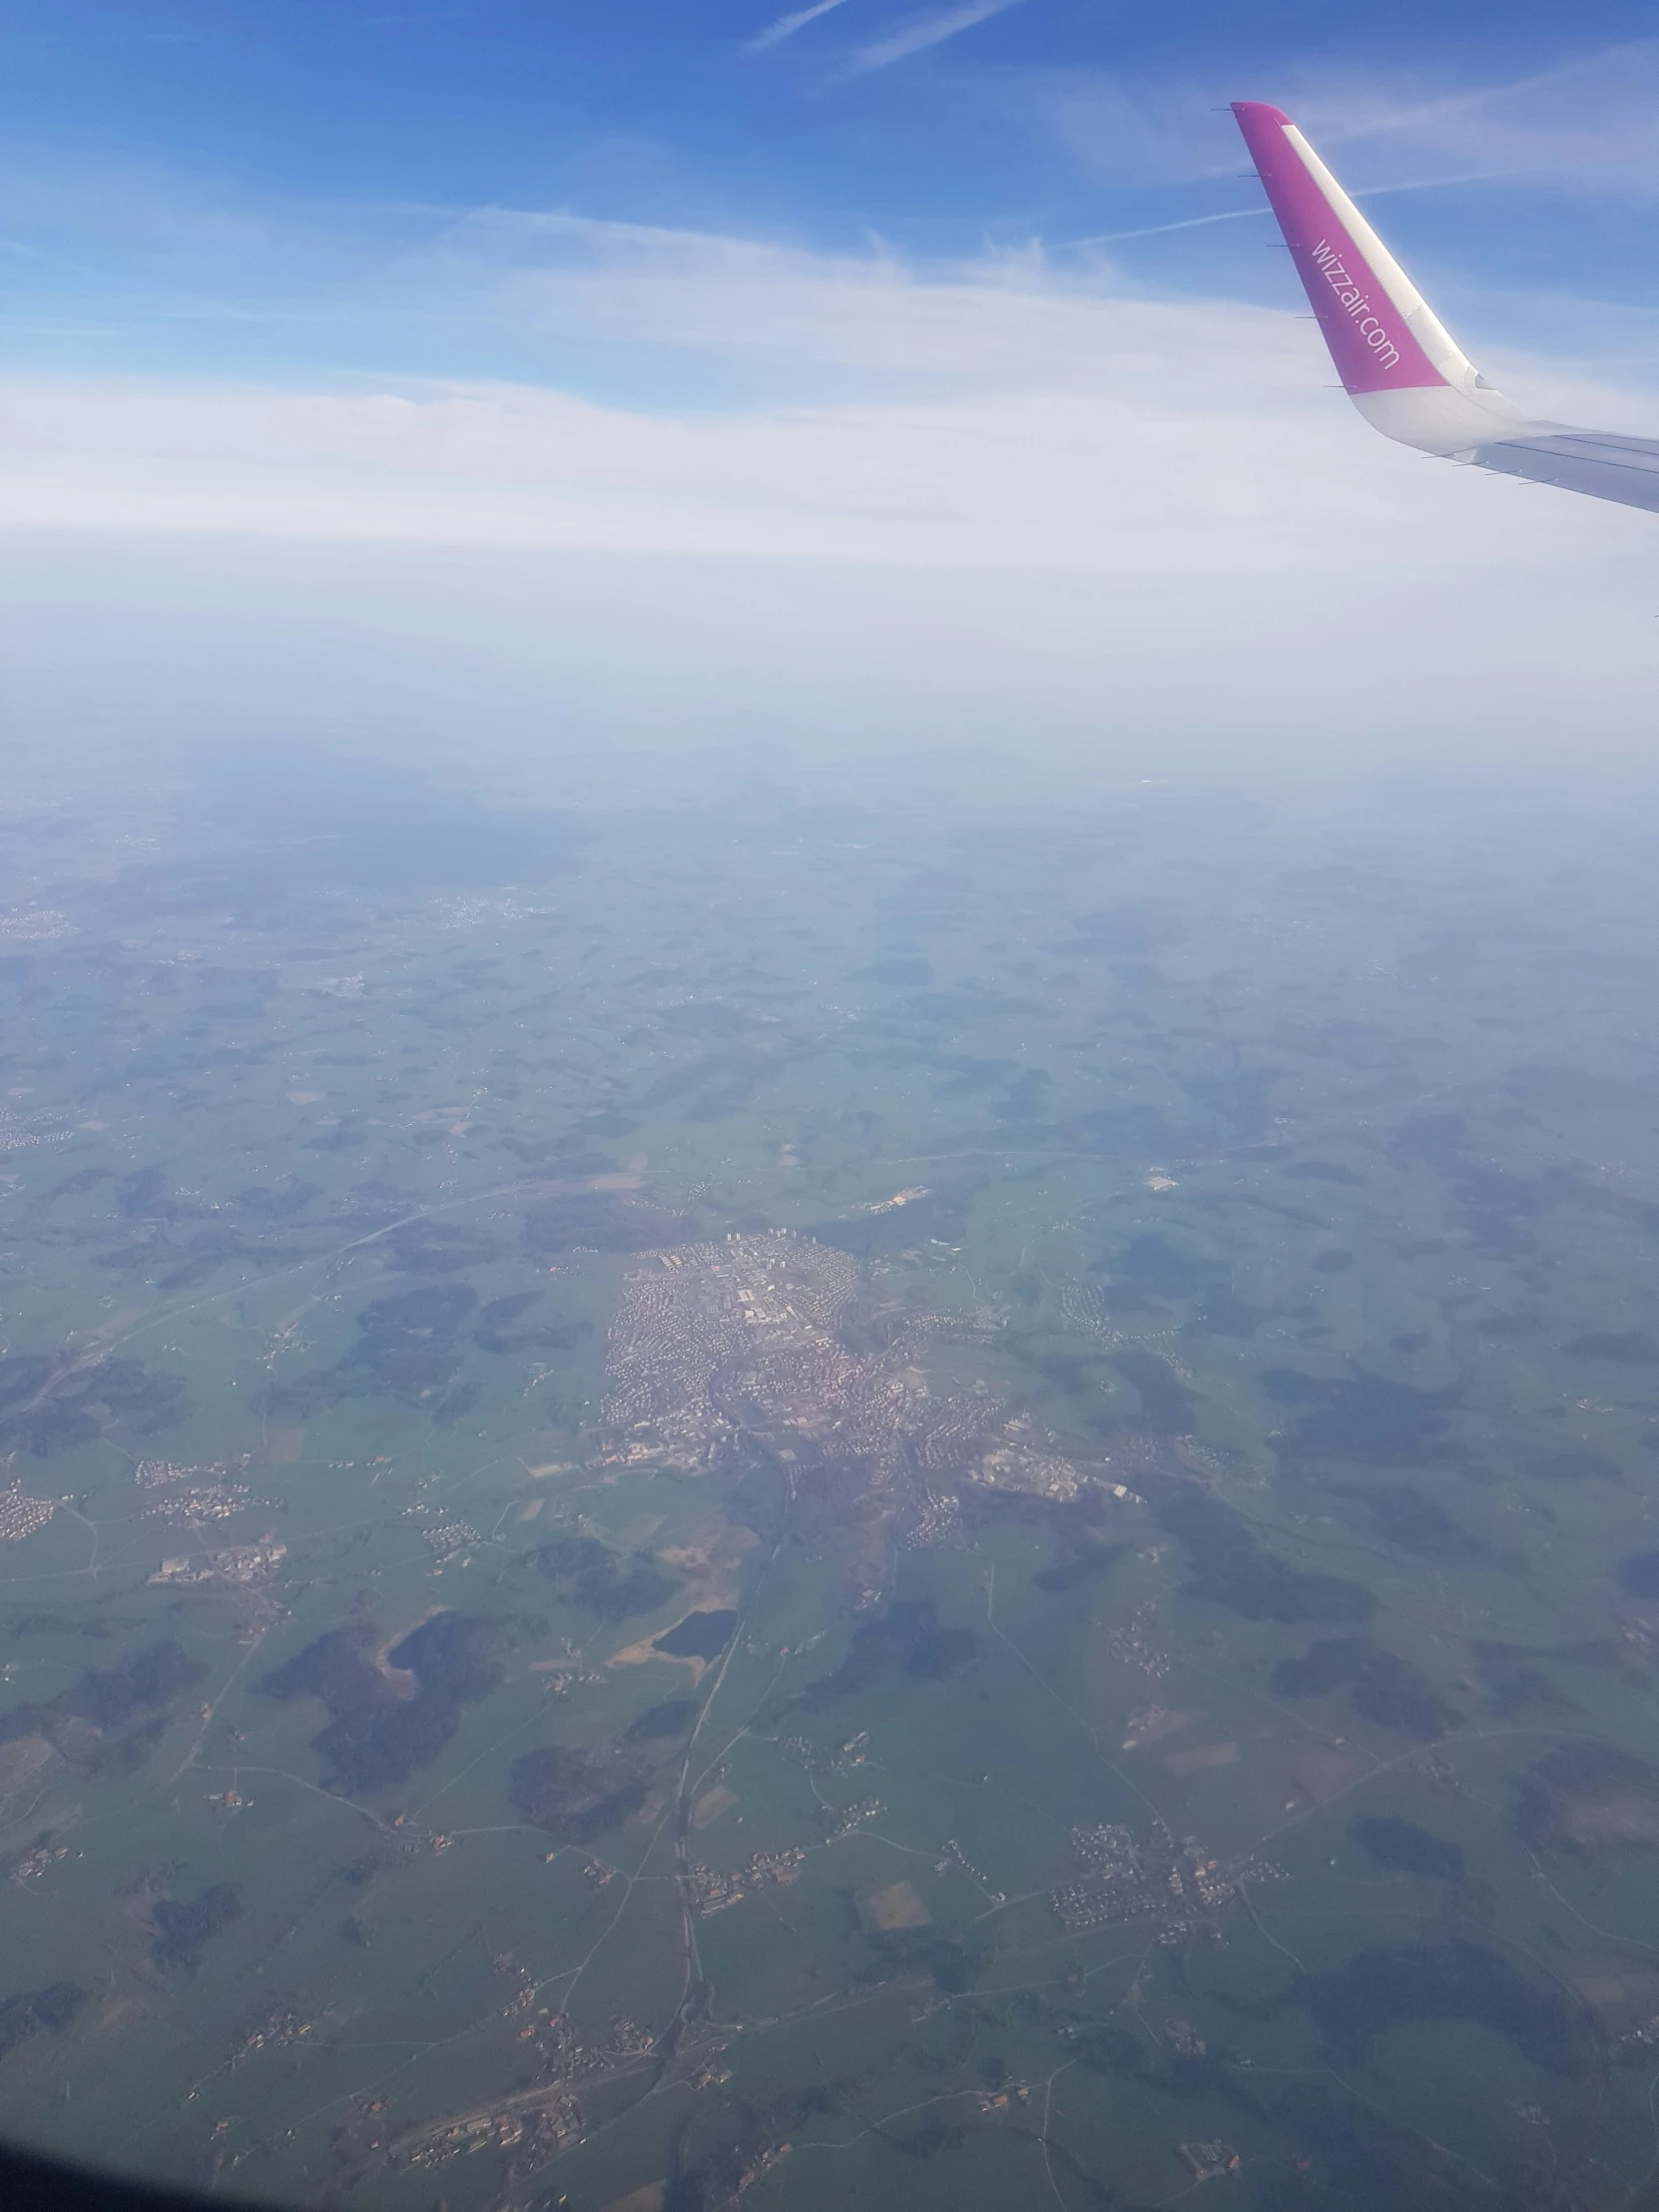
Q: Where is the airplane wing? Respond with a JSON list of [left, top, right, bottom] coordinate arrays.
[[1233, 100, 1659, 515]]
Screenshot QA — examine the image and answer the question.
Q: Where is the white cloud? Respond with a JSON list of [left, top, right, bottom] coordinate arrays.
[[1014, 38, 1659, 199], [5, 213, 1653, 570], [4, 212, 1659, 780]]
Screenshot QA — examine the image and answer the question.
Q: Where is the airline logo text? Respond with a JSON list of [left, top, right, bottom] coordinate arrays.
[[1307, 239, 1401, 370]]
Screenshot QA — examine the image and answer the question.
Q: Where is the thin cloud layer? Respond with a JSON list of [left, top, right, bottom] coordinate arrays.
[[4, 215, 1655, 567], [1020, 38, 1659, 196], [4, 210, 1657, 781]]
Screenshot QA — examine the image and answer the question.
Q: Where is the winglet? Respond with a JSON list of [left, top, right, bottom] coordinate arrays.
[[1232, 101, 1466, 393], [1231, 100, 1659, 511], [1233, 100, 1535, 456]]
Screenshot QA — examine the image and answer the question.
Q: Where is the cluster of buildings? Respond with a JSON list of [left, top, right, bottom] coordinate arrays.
[[398, 1499, 480, 1561], [498, 1978, 651, 2086], [230, 2005, 316, 2062], [0, 908, 70, 941], [0, 1483, 56, 1542], [594, 1229, 1087, 1514], [145, 1481, 254, 1527], [151, 1539, 286, 1588], [1179, 2141, 1242, 2181], [974, 2084, 1032, 2113], [11, 1840, 73, 1882], [1053, 1821, 1280, 1937], [424, 1518, 478, 1562], [778, 1729, 869, 1775], [393, 2094, 583, 2176], [135, 1456, 245, 1489], [939, 1836, 1004, 1902], [1106, 1602, 1169, 1683], [902, 1489, 964, 1548], [598, 1231, 860, 1469], [690, 1847, 805, 1916], [821, 1797, 883, 1843], [0, 1106, 70, 1155], [733, 2142, 793, 2195]]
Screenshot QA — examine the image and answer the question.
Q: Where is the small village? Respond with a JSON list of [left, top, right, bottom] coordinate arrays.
[[0, 1483, 56, 1542], [690, 1847, 806, 1915], [1053, 1820, 1284, 1937]]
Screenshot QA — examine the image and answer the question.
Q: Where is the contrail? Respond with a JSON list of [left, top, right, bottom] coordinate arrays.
[[1063, 172, 1508, 252], [743, 0, 849, 53], [845, 0, 1023, 76]]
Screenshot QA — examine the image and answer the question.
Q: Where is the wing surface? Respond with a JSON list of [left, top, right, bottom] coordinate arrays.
[[1233, 100, 1659, 516]]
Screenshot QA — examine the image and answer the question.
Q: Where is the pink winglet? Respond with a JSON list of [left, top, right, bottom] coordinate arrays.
[[1232, 101, 1447, 394]]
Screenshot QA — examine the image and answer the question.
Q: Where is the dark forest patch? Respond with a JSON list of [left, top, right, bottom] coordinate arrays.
[[852, 955, 933, 987], [1304, 1940, 1578, 2073], [0, 1639, 206, 1770], [152, 1884, 245, 1974], [474, 1291, 552, 1354], [1326, 1483, 1483, 1562], [270, 1283, 480, 1424], [1187, 1292, 1269, 1338], [1621, 1550, 1659, 1599], [655, 1000, 761, 1038], [532, 1535, 680, 1623], [800, 1601, 980, 1706], [1110, 1350, 1196, 1432], [655, 1610, 737, 1662], [1504, 1064, 1648, 1112], [116, 1166, 187, 1221], [1282, 1161, 1369, 1186], [1142, 1478, 1374, 1625], [1034, 1541, 1129, 1595], [0, 1349, 188, 1456], [1530, 1451, 1623, 1485], [1273, 1637, 1373, 1698], [261, 1612, 533, 1795], [1103, 1236, 1215, 1301], [1272, 1637, 1456, 1738], [1066, 905, 1186, 956], [1063, 1104, 1201, 1159], [990, 1069, 1052, 1125], [1564, 1332, 1659, 1365], [1185, 1067, 1285, 1143], [509, 1744, 648, 1844], [1470, 1646, 1579, 1720], [1352, 1817, 1463, 1883], [927, 1053, 1016, 1100], [0, 1982, 87, 2067], [1475, 1312, 1546, 1340], [1386, 1115, 1473, 1175], [1263, 1368, 1459, 1469], [48, 1167, 114, 1201], [237, 1180, 323, 1221], [573, 1110, 641, 1138], [625, 1698, 698, 1743], [384, 1220, 500, 1274], [810, 1188, 973, 1261], [1512, 1740, 1659, 1857], [856, 1924, 991, 1996], [188, 748, 581, 893]]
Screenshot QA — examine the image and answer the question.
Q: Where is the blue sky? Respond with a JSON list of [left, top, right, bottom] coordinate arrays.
[[7, 1, 1659, 385], [4, 4, 1658, 779]]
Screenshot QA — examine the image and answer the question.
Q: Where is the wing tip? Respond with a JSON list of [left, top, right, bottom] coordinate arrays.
[[1231, 100, 1292, 128]]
